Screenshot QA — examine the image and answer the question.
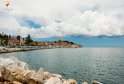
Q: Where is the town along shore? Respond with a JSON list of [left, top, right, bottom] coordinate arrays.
[[0, 39, 82, 53], [0, 33, 82, 53]]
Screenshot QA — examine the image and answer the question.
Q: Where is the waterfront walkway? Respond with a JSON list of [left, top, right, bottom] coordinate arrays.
[[0, 46, 46, 53]]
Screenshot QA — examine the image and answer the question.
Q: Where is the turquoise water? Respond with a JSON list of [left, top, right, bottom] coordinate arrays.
[[0, 48, 124, 84]]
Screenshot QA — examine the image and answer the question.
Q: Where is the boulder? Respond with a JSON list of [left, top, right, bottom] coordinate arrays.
[[45, 77, 63, 84], [0, 65, 15, 82], [90, 81, 102, 84], [13, 81, 23, 84], [40, 71, 53, 80], [10, 67, 43, 83], [63, 79, 77, 84], [38, 70, 63, 81], [37, 68, 46, 74], [0, 58, 31, 70], [0, 65, 43, 84], [52, 74, 62, 79], [82, 82, 88, 84]]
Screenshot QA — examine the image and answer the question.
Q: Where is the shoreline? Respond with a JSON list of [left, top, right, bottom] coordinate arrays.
[[0, 47, 51, 54], [0, 57, 102, 84], [0, 47, 82, 54]]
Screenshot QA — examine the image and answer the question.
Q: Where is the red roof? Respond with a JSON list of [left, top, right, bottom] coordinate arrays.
[[8, 38, 19, 44]]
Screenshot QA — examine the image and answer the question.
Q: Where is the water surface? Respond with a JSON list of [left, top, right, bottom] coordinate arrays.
[[0, 48, 124, 84]]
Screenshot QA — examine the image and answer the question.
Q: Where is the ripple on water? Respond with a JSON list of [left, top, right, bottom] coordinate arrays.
[[0, 48, 124, 84]]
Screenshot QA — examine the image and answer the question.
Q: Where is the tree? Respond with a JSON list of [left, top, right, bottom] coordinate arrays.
[[25, 34, 33, 45], [17, 35, 21, 43], [3, 34, 8, 45], [17, 35, 21, 46], [0, 33, 9, 46], [0, 33, 2, 45], [8, 35, 11, 39]]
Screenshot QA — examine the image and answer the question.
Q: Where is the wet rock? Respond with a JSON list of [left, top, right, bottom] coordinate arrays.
[[45, 77, 63, 84], [90, 81, 102, 84], [63, 79, 77, 84]]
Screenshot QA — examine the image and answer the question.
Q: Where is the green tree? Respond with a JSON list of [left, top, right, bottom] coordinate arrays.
[[25, 34, 33, 45], [17, 35, 21, 43], [17, 35, 21, 46], [0, 33, 2, 45], [4, 34, 8, 45], [1, 33, 8, 46]]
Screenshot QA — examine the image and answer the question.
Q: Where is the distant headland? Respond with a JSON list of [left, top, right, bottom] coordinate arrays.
[[0, 32, 82, 53]]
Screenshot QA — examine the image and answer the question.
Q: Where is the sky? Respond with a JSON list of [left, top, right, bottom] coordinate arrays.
[[0, 0, 124, 47]]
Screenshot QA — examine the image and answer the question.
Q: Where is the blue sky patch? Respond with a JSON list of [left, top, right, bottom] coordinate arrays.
[[24, 20, 42, 28], [17, 17, 44, 29]]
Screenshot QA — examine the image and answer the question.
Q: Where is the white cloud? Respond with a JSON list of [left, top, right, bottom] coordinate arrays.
[[0, 0, 124, 38]]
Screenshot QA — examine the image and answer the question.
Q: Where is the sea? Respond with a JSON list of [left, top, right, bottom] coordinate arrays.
[[0, 48, 124, 84]]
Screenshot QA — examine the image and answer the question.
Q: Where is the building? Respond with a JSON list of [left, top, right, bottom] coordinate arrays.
[[8, 38, 19, 46]]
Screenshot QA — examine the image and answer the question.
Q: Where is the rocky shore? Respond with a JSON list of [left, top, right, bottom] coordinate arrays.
[[0, 57, 102, 84], [0, 47, 45, 53]]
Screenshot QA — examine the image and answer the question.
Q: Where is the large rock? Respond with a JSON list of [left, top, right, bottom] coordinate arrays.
[[82, 82, 88, 84], [40, 71, 53, 80], [63, 79, 77, 84], [10, 66, 43, 83], [90, 81, 102, 84], [0, 57, 43, 84], [0, 65, 43, 84], [13, 81, 23, 84], [52, 74, 62, 79], [0, 58, 31, 70], [0, 65, 15, 82], [38, 68, 46, 74], [45, 77, 63, 84], [38, 68, 62, 80]]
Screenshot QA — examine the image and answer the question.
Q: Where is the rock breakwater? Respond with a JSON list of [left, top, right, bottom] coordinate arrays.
[[0, 57, 102, 84]]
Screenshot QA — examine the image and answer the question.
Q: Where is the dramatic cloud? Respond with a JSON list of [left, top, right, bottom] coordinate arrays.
[[0, 0, 124, 38]]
